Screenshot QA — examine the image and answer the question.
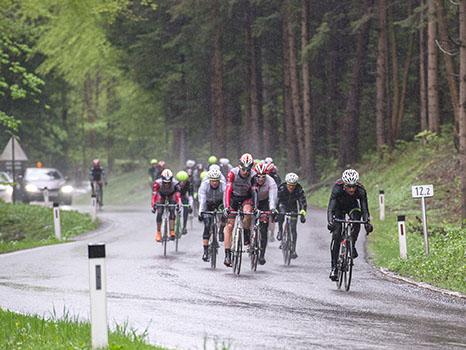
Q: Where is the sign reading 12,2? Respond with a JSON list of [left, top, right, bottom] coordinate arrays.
[[411, 185, 434, 198]]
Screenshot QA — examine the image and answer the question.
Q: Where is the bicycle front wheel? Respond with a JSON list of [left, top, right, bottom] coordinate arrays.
[[232, 227, 242, 275], [250, 228, 259, 272], [337, 240, 348, 289], [345, 240, 354, 291], [283, 223, 291, 266], [162, 218, 168, 257], [210, 224, 217, 270]]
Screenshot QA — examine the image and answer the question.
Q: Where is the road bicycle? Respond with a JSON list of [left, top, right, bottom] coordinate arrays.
[[250, 210, 272, 271], [333, 216, 369, 291], [230, 210, 255, 275], [201, 210, 223, 269], [155, 202, 178, 257], [281, 211, 299, 266]]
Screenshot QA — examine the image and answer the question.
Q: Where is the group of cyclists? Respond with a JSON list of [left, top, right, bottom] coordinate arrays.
[[148, 153, 374, 281]]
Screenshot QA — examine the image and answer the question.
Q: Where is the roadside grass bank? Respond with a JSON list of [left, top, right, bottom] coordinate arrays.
[[308, 131, 466, 294], [0, 202, 97, 254], [0, 308, 163, 350], [74, 168, 149, 206]]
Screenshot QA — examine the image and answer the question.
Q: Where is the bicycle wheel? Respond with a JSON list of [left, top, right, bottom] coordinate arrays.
[[210, 224, 217, 270], [175, 213, 181, 252], [337, 240, 348, 289], [345, 239, 354, 291], [283, 223, 291, 266], [250, 228, 258, 272], [233, 227, 242, 275], [162, 217, 168, 257]]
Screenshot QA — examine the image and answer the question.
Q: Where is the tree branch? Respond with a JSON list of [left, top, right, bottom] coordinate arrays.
[[435, 39, 458, 56]]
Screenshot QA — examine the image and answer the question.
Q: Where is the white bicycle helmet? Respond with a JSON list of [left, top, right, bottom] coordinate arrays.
[[208, 169, 221, 180], [285, 172, 299, 185], [186, 159, 195, 168], [342, 169, 359, 185], [264, 157, 273, 164], [161, 169, 173, 183], [209, 164, 220, 171], [239, 153, 254, 170], [219, 158, 230, 165]]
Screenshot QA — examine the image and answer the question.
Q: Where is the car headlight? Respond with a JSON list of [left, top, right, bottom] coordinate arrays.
[[25, 184, 39, 192], [60, 185, 74, 194]]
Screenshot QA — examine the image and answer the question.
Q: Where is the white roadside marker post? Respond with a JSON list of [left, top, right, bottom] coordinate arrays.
[[91, 194, 97, 222], [379, 190, 385, 221], [411, 184, 434, 255], [43, 187, 49, 206], [88, 243, 108, 349], [397, 215, 407, 259], [53, 202, 61, 240]]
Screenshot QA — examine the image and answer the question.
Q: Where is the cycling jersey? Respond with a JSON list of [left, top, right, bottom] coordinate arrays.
[[269, 169, 282, 187], [225, 167, 257, 208], [277, 182, 307, 211], [327, 180, 369, 223], [148, 165, 164, 182], [253, 174, 278, 210], [198, 180, 226, 213], [89, 166, 105, 182], [177, 180, 193, 197], [151, 179, 182, 207]]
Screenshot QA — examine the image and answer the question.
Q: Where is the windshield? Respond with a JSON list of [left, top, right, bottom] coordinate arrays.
[[25, 169, 63, 181]]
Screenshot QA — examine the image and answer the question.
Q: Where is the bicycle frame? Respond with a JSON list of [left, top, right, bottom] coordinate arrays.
[[333, 217, 368, 291], [201, 210, 223, 269], [230, 210, 255, 275], [155, 202, 177, 257], [281, 212, 299, 266], [251, 210, 272, 271]]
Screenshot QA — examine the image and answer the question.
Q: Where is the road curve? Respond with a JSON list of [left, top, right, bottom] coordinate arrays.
[[0, 205, 465, 349]]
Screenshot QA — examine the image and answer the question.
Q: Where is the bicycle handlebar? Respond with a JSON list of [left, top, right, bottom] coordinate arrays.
[[333, 218, 369, 224], [201, 210, 223, 215], [155, 203, 178, 208], [228, 210, 255, 216]]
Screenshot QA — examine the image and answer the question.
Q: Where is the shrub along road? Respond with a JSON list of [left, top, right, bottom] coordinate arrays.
[[0, 205, 465, 349]]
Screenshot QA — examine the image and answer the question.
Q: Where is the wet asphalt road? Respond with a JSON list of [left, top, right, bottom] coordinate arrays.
[[0, 204, 465, 349]]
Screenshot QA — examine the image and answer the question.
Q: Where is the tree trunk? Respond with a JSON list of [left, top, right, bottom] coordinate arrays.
[[435, 0, 460, 136], [282, 10, 298, 169], [389, 13, 399, 146], [419, 0, 428, 131], [339, 0, 372, 166], [301, 0, 315, 183], [246, 2, 261, 157], [286, 1, 305, 164], [459, 0, 466, 224], [376, 0, 387, 150], [210, 2, 227, 156], [394, 32, 414, 140], [427, 0, 440, 132]]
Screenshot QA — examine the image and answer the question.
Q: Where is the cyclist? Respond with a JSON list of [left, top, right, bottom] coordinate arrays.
[[276, 173, 307, 259], [176, 170, 193, 235], [185, 159, 196, 181], [223, 153, 256, 267], [89, 159, 106, 205], [252, 161, 277, 265], [198, 168, 226, 262], [148, 159, 161, 183], [219, 158, 232, 178], [327, 169, 373, 281], [151, 169, 182, 242], [264, 157, 281, 186]]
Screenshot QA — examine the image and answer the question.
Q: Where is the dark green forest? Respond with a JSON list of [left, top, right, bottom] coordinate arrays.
[[1, 0, 465, 220]]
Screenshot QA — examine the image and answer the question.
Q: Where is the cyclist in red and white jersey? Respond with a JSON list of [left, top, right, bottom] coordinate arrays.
[[151, 169, 182, 242], [223, 153, 256, 267], [252, 161, 277, 265]]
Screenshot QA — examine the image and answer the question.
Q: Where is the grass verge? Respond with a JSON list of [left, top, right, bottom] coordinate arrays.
[[0, 308, 163, 350], [0, 202, 97, 254], [74, 168, 149, 206], [309, 131, 466, 294]]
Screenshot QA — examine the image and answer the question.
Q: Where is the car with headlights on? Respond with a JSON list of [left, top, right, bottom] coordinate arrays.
[[0, 171, 14, 203], [19, 167, 73, 205]]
